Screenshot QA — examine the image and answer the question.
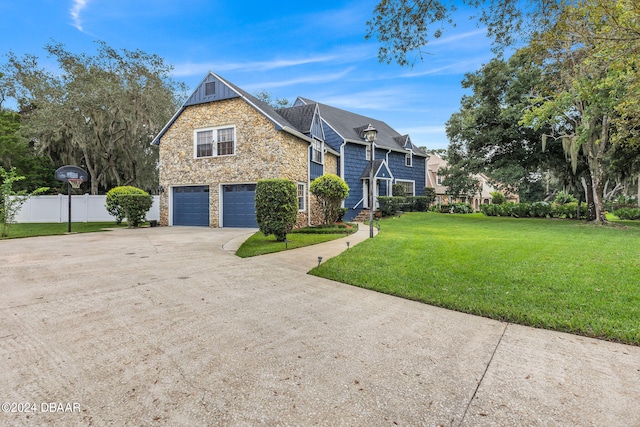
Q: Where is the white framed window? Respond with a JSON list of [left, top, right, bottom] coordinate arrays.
[[196, 130, 214, 157], [395, 180, 415, 196], [405, 152, 412, 167], [297, 183, 305, 211], [312, 139, 323, 164], [436, 175, 443, 185], [365, 145, 371, 161], [194, 126, 235, 158]]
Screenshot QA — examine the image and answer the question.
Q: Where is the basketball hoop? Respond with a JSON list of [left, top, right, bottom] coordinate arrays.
[[68, 178, 83, 189]]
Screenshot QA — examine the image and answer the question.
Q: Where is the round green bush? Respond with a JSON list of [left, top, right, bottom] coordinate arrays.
[[255, 179, 298, 241], [310, 174, 349, 225], [105, 186, 153, 226]]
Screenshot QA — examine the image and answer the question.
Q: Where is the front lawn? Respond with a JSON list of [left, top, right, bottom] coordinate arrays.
[[311, 213, 640, 345], [236, 223, 357, 258], [0, 222, 126, 239]]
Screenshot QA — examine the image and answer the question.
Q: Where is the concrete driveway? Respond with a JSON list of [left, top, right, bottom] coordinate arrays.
[[1, 226, 639, 426]]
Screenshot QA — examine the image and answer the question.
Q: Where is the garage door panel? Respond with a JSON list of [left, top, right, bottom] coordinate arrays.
[[222, 184, 257, 228], [173, 186, 209, 226]]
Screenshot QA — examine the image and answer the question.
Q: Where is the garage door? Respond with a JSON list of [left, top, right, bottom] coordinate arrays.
[[173, 186, 210, 226], [222, 184, 257, 227]]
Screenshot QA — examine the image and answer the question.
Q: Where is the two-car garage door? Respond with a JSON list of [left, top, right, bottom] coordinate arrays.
[[172, 184, 257, 227]]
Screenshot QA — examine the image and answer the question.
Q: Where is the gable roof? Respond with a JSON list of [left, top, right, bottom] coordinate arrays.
[[151, 72, 312, 146], [275, 104, 316, 134], [360, 159, 394, 180], [295, 97, 427, 157]]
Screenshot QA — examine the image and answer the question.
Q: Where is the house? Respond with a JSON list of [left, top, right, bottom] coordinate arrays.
[[426, 153, 519, 209], [152, 72, 427, 227]]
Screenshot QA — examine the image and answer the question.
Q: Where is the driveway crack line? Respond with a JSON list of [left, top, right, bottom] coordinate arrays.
[[457, 322, 509, 427]]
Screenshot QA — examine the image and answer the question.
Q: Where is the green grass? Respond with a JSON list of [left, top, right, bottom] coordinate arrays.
[[0, 222, 126, 239], [236, 226, 354, 258], [311, 212, 640, 345]]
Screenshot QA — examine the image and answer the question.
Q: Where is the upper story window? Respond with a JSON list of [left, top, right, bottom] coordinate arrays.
[[194, 126, 235, 158], [405, 152, 413, 167], [297, 183, 305, 211], [196, 130, 214, 157], [205, 82, 216, 96], [312, 139, 323, 164], [436, 175, 443, 185], [365, 145, 371, 161]]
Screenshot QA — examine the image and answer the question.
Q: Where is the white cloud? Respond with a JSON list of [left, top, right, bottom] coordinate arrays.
[[317, 88, 416, 111], [242, 68, 356, 90], [399, 56, 491, 78], [70, 0, 89, 32], [173, 54, 341, 77]]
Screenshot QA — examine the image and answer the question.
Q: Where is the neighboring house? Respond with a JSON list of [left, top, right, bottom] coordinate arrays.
[[426, 153, 519, 209], [152, 72, 427, 227]]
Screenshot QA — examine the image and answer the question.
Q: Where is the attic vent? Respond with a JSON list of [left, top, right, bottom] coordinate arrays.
[[205, 82, 216, 96]]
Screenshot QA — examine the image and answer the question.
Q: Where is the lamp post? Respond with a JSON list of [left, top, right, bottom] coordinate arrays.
[[363, 124, 377, 238]]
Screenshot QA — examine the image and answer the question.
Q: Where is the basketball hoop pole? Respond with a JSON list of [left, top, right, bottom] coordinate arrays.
[[54, 166, 87, 233], [67, 180, 72, 233]]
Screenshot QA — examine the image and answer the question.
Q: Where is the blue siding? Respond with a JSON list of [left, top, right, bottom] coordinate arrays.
[[311, 111, 324, 140], [343, 144, 369, 219], [310, 144, 324, 180], [322, 123, 343, 153], [388, 152, 426, 195], [184, 75, 240, 107]]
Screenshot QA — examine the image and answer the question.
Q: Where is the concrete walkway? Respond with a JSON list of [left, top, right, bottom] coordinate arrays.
[[0, 226, 638, 426], [242, 222, 376, 272]]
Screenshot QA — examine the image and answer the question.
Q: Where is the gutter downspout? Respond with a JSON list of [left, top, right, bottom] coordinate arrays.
[[340, 140, 347, 209], [386, 149, 392, 196], [308, 145, 311, 227]]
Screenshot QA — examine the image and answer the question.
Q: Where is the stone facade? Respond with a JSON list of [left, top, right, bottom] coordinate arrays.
[[159, 97, 337, 228]]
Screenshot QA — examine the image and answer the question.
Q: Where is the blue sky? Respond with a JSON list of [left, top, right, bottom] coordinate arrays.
[[1, 0, 497, 150]]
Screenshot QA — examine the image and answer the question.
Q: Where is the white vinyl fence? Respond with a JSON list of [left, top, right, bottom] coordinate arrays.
[[11, 194, 160, 223]]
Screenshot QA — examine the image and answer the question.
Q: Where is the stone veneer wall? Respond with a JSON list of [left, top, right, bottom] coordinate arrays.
[[158, 98, 309, 227]]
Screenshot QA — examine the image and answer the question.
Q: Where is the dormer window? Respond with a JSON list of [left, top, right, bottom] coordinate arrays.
[[312, 139, 323, 164], [405, 152, 412, 167]]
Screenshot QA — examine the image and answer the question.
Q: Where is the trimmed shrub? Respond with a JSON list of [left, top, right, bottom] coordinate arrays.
[[378, 196, 403, 216], [423, 187, 436, 206], [377, 196, 432, 216], [310, 174, 349, 225], [490, 191, 506, 205], [106, 186, 153, 227], [406, 196, 430, 212], [255, 179, 298, 241]]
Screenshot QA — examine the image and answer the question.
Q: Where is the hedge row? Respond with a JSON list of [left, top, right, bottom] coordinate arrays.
[[432, 203, 474, 214], [480, 202, 587, 219], [377, 196, 432, 216], [613, 207, 640, 220]]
